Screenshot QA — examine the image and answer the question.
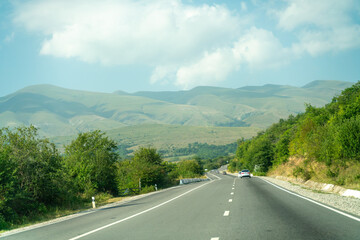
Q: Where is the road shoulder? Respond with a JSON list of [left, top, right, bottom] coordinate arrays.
[[259, 176, 360, 217]]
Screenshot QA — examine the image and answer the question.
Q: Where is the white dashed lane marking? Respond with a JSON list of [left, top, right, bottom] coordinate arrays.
[[229, 199, 233, 202], [223, 211, 230, 216]]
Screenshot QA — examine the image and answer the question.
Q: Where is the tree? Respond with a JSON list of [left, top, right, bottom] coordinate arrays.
[[274, 129, 291, 166], [63, 130, 118, 196], [337, 116, 360, 160], [0, 126, 63, 226], [250, 136, 274, 172], [176, 159, 203, 178], [130, 147, 166, 188], [133, 147, 162, 165], [0, 149, 17, 228]]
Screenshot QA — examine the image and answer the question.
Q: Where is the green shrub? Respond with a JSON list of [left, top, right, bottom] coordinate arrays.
[[337, 116, 360, 160], [292, 166, 311, 181], [140, 185, 155, 194], [176, 159, 203, 178], [0, 214, 9, 230], [326, 168, 339, 178], [336, 177, 345, 186], [253, 172, 266, 176]]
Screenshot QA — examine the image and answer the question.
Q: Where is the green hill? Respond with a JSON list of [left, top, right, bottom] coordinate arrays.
[[51, 124, 260, 156], [130, 80, 354, 128], [0, 80, 354, 144]]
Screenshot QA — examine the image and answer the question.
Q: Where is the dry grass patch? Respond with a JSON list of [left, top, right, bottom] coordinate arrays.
[[269, 157, 360, 190]]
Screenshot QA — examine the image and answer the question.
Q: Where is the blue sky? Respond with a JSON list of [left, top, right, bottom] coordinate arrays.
[[1, 0, 360, 97]]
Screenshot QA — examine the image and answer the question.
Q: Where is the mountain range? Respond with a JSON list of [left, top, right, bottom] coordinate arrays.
[[0, 80, 354, 143]]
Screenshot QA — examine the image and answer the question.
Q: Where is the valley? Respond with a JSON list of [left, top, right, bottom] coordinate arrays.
[[0, 80, 354, 155]]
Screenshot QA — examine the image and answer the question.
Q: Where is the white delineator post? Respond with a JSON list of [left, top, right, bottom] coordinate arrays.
[[92, 196, 96, 208]]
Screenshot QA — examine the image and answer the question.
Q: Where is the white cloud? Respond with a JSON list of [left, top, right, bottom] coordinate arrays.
[[174, 27, 291, 89], [277, 0, 353, 30], [293, 25, 360, 56], [275, 0, 360, 56], [175, 48, 237, 89], [14, 0, 241, 66], [232, 27, 291, 69], [12, 0, 360, 89], [150, 65, 177, 85]]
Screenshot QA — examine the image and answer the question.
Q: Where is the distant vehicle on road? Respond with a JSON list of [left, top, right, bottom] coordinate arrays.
[[238, 169, 251, 178], [222, 171, 227, 175]]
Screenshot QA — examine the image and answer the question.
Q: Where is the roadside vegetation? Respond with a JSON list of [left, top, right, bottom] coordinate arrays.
[[3, 82, 357, 231], [229, 81, 360, 190], [0, 128, 204, 230], [159, 142, 236, 161]]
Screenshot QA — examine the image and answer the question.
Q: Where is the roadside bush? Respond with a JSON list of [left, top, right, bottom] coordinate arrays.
[[336, 177, 345, 186], [326, 168, 339, 178], [0, 214, 8, 230], [140, 185, 156, 194], [337, 116, 360, 160], [292, 166, 311, 181], [176, 159, 203, 178], [253, 172, 266, 176], [228, 159, 242, 172], [0, 126, 64, 227], [274, 130, 291, 166]]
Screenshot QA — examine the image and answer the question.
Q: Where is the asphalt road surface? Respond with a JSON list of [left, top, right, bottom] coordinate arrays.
[[2, 173, 359, 240]]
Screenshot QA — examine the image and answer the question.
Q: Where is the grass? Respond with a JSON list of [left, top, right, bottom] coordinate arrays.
[[268, 157, 360, 191], [1, 205, 90, 233], [163, 154, 196, 162], [0, 193, 131, 233], [51, 124, 260, 154], [107, 124, 260, 148]]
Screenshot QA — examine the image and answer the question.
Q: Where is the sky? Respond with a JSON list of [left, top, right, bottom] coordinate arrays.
[[0, 0, 360, 97]]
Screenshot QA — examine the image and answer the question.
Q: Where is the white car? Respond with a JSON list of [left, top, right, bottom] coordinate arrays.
[[238, 169, 251, 178]]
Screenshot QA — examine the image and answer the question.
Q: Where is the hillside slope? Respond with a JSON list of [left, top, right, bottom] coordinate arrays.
[[229, 81, 360, 190], [51, 124, 260, 156], [0, 80, 354, 137]]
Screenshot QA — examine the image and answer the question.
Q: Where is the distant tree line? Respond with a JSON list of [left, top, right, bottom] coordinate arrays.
[[160, 142, 237, 159], [229, 82, 360, 185], [189, 155, 231, 172], [0, 128, 203, 230]]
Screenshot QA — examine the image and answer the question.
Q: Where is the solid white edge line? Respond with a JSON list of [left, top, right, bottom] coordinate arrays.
[[69, 181, 213, 240], [260, 178, 360, 222]]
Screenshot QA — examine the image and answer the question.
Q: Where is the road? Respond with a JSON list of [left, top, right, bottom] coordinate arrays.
[[2, 173, 359, 240]]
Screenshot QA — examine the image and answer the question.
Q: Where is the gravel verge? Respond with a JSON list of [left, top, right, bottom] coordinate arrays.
[[260, 176, 360, 217]]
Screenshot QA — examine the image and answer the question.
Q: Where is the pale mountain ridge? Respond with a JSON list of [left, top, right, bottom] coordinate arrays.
[[0, 80, 354, 137]]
